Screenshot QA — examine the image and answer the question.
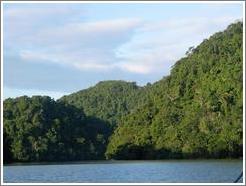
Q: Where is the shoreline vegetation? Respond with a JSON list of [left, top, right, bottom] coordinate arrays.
[[3, 22, 243, 164]]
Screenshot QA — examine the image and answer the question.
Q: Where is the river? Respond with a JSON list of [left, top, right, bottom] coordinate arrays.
[[3, 159, 243, 183]]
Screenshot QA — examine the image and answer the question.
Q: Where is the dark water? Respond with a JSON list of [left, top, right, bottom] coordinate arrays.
[[3, 160, 243, 183]]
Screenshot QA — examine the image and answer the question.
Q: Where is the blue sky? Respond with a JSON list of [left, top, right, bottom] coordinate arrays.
[[3, 2, 243, 99]]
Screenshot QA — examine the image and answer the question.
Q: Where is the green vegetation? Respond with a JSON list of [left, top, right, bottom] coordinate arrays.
[[61, 80, 143, 129], [106, 22, 243, 159], [3, 22, 243, 163], [3, 96, 110, 163]]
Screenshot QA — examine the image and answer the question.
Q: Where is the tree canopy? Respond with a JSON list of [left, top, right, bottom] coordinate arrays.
[[3, 96, 110, 163], [3, 22, 243, 163], [106, 22, 243, 159]]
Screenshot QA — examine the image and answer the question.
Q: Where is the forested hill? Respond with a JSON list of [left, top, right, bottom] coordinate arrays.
[[3, 22, 243, 163], [60, 80, 143, 128], [3, 96, 111, 162], [106, 22, 243, 159]]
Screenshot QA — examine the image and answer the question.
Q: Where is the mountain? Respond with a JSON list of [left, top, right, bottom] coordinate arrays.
[[106, 22, 243, 159], [3, 22, 243, 163]]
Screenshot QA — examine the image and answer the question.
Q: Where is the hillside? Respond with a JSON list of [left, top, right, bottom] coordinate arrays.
[[106, 22, 243, 159], [3, 22, 243, 163], [60, 80, 144, 128]]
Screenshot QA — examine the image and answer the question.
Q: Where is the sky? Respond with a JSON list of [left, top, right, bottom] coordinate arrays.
[[3, 2, 243, 100]]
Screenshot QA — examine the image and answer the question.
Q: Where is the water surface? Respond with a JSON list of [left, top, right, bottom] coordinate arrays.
[[3, 159, 243, 183]]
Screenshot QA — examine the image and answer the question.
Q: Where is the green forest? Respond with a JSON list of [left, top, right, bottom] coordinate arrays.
[[3, 22, 243, 163]]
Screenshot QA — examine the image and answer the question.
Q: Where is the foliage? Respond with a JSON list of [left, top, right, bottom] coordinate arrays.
[[3, 96, 110, 163], [60, 81, 143, 128], [3, 22, 243, 162], [106, 22, 243, 159]]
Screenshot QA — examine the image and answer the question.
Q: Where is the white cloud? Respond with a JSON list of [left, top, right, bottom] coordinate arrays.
[[73, 18, 141, 33], [14, 16, 142, 72], [27, 18, 142, 47], [20, 49, 113, 71], [116, 63, 152, 74], [5, 4, 242, 75], [113, 15, 242, 74], [18, 15, 241, 75]]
